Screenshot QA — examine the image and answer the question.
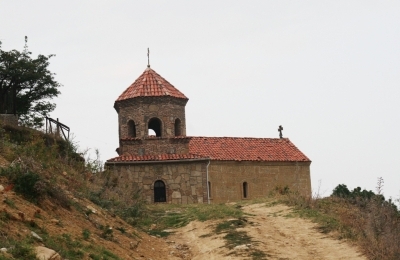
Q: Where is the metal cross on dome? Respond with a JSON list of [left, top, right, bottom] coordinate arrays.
[[147, 48, 150, 68], [278, 125, 283, 139]]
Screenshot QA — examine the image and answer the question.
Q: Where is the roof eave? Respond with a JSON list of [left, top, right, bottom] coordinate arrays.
[[105, 157, 210, 165]]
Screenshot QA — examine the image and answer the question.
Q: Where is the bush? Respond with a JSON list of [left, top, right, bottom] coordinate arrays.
[[0, 165, 44, 203], [332, 184, 351, 198], [82, 229, 91, 240], [0, 162, 70, 208], [100, 225, 113, 240], [332, 184, 376, 200], [9, 242, 37, 260]]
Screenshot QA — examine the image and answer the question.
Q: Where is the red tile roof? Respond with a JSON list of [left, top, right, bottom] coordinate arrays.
[[107, 137, 310, 163], [116, 67, 188, 101], [189, 137, 310, 162], [107, 153, 208, 163]]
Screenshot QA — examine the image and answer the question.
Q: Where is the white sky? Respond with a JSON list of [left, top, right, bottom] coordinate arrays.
[[1, 1, 399, 200]]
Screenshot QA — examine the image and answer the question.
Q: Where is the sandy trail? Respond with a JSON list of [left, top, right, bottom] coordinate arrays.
[[167, 202, 367, 260]]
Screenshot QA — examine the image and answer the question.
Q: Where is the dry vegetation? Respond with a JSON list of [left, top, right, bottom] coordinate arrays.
[[0, 124, 174, 260], [280, 185, 400, 260], [0, 124, 399, 260]]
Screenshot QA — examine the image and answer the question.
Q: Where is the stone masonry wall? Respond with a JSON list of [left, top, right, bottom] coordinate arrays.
[[115, 97, 187, 140], [120, 137, 190, 156], [208, 161, 311, 203], [105, 160, 208, 204]]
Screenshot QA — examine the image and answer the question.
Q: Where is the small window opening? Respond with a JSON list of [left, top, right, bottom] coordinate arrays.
[[128, 120, 136, 138], [208, 181, 211, 198], [174, 118, 182, 136], [148, 117, 162, 137], [243, 182, 248, 199]]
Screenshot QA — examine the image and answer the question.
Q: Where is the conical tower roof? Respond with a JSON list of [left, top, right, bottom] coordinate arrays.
[[116, 67, 188, 102]]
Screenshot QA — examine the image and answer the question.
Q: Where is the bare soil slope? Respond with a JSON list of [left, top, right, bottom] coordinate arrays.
[[168, 202, 367, 260], [0, 181, 179, 260]]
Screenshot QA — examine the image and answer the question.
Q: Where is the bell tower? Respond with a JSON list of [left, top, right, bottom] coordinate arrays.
[[113, 67, 190, 156]]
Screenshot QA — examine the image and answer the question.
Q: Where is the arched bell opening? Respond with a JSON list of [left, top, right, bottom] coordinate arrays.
[[148, 117, 162, 137]]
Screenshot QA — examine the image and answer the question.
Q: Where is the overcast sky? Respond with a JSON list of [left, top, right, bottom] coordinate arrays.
[[1, 1, 399, 200]]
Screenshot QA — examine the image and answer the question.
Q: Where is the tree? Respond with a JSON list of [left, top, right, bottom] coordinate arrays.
[[0, 37, 61, 128]]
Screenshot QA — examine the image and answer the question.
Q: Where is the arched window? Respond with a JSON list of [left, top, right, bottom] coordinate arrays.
[[154, 180, 166, 202], [127, 120, 136, 138], [148, 117, 162, 137], [243, 182, 248, 199], [174, 118, 182, 136]]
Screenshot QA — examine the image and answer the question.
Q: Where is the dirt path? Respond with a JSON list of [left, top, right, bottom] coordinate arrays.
[[167, 202, 367, 260]]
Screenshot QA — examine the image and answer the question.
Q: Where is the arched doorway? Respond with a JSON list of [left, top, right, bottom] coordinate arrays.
[[154, 180, 166, 202]]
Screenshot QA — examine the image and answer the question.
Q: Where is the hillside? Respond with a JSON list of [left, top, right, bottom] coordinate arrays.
[[0, 125, 177, 259], [1, 124, 399, 260]]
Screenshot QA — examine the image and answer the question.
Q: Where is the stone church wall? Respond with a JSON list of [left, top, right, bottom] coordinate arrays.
[[104, 160, 208, 204], [116, 97, 187, 139], [120, 137, 190, 156], [208, 161, 311, 203]]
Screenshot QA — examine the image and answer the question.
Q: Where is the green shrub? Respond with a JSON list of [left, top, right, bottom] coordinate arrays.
[[0, 165, 43, 203], [332, 184, 376, 200], [101, 225, 113, 240], [82, 229, 91, 240], [9, 242, 37, 260], [332, 184, 351, 198]]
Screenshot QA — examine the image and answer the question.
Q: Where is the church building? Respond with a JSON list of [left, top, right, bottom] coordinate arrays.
[[105, 65, 311, 204]]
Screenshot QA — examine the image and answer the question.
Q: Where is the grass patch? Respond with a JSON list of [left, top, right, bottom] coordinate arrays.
[[88, 248, 122, 260], [199, 233, 212, 238], [215, 218, 267, 260], [251, 250, 268, 260], [4, 198, 17, 209], [148, 230, 171, 238], [82, 229, 91, 240], [223, 230, 251, 249], [292, 207, 340, 234], [216, 219, 247, 233], [137, 203, 243, 237], [41, 233, 123, 260], [100, 225, 114, 241], [9, 242, 36, 260], [100, 248, 121, 260], [43, 233, 84, 259]]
